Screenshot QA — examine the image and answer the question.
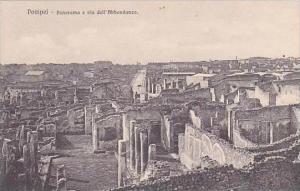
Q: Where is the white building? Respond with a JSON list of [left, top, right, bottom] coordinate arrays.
[[186, 73, 216, 88]]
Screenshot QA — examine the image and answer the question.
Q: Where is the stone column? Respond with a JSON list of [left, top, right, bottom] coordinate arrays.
[[151, 83, 154, 94], [27, 131, 32, 143], [140, 131, 148, 173], [122, 114, 129, 141], [210, 88, 216, 102], [134, 126, 141, 174], [2, 139, 9, 174], [118, 140, 126, 187], [19, 125, 25, 155], [29, 133, 38, 179], [148, 144, 156, 161], [84, 106, 94, 135], [57, 165, 67, 191], [147, 77, 151, 93], [31, 131, 38, 143], [129, 121, 136, 170], [23, 144, 30, 191], [270, 122, 274, 144], [84, 106, 88, 134], [92, 119, 99, 152], [227, 110, 235, 143]]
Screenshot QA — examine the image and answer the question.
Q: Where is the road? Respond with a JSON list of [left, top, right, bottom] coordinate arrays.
[[49, 135, 118, 191]]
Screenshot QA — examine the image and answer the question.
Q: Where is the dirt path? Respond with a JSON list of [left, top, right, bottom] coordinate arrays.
[[49, 135, 118, 191]]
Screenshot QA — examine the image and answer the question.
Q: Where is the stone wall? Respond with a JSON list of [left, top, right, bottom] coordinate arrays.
[[189, 110, 201, 129], [122, 109, 161, 141], [92, 113, 122, 152], [179, 124, 254, 169], [232, 128, 258, 148], [108, 159, 300, 191], [161, 108, 188, 153], [160, 88, 212, 103], [96, 114, 122, 141], [61, 107, 85, 134], [189, 103, 226, 134], [234, 105, 298, 146]]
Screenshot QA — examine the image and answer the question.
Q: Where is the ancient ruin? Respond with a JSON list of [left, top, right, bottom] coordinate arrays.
[[1, 1, 300, 190]]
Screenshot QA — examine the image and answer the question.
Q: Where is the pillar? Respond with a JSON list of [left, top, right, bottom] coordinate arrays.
[[19, 125, 25, 155], [31, 131, 38, 143], [2, 139, 9, 174], [57, 165, 67, 191], [122, 114, 129, 141], [92, 119, 99, 152], [118, 140, 126, 187], [27, 131, 31, 143], [210, 88, 216, 102], [148, 144, 156, 161], [151, 83, 154, 94], [134, 126, 141, 174], [270, 122, 274, 144], [140, 131, 148, 173], [23, 144, 30, 191], [227, 109, 235, 142], [84, 106, 88, 134], [129, 121, 136, 170], [147, 77, 151, 93], [84, 106, 94, 135], [29, 133, 38, 178]]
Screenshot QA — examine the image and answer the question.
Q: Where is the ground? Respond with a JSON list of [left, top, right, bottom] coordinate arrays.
[[48, 135, 118, 191]]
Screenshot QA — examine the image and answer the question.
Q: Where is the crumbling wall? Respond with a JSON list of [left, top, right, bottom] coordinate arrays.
[[160, 88, 212, 103], [235, 105, 296, 145], [189, 103, 226, 135], [64, 107, 85, 134], [122, 109, 161, 141], [92, 113, 123, 152], [189, 110, 201, 129], [233, 128, 258, 148], [179, 124, 254, 169], [108, 165, 249, 191], [161, 108, 188, 153], [95, 114, 122, 141], [109, 159, 300, 191]]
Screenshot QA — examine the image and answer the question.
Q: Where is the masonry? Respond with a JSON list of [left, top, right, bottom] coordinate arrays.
[[179, 123, 254, 169], [229, 104, 300, 147], [108, 158, 300, 191]]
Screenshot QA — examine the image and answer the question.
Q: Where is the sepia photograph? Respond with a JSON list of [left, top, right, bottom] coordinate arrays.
[[0, 0, 300, 190]]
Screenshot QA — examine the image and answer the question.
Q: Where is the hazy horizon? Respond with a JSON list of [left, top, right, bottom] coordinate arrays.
[[0, 0, 299, 65]]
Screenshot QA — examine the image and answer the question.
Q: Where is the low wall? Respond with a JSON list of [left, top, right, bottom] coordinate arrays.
[[108, 165, 247, 191], [107, 159, 300, 191]]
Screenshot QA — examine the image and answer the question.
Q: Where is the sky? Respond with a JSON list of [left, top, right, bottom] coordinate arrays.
[[0, 0, 299, 64]]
